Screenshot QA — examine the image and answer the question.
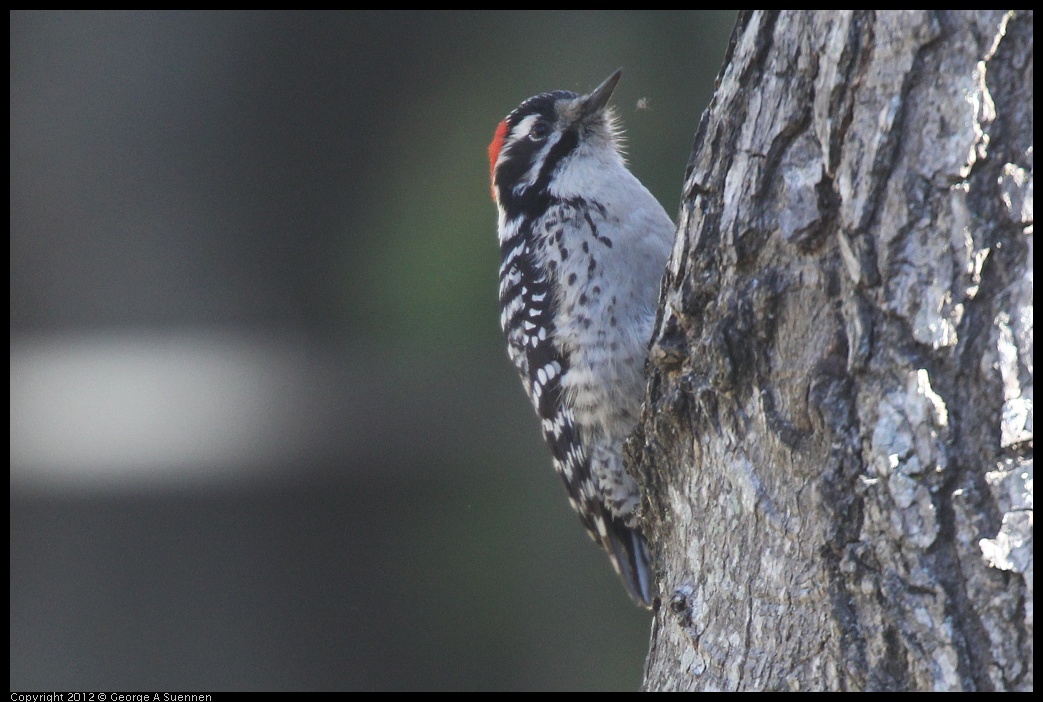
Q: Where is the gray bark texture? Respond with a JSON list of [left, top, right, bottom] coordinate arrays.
[[630, 10, 1032, 691]]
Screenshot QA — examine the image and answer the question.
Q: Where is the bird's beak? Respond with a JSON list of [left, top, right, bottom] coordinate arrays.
[[578, 68, 623, 120]]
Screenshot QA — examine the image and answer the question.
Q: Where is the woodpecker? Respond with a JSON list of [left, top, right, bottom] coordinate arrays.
[[488, 70, 675, 607]]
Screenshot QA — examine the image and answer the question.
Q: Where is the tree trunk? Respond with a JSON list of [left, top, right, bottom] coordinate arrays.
[[630, 10, 1032, 691]]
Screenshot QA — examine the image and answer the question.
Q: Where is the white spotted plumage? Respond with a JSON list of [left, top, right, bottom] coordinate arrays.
[[488, 70, 674, 607]]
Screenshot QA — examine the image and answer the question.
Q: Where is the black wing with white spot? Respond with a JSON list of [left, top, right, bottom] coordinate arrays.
[[497, 225, 652, 607]]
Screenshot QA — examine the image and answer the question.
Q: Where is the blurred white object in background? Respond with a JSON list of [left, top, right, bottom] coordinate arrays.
[[11, 329, 333, 490]]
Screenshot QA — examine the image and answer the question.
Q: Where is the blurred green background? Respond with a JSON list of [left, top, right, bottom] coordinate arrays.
[[10, 10, 735, 691]]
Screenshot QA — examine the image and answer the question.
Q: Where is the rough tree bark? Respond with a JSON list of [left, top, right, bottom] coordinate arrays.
[[629, 10, 1032, 691]]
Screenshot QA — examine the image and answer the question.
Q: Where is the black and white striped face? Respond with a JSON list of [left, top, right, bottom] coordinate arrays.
[[488, 70, 622, 218], [488, 90, 576, 209]]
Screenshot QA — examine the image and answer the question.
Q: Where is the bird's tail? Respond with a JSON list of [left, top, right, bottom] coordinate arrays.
[[604, 520, 654, 608]]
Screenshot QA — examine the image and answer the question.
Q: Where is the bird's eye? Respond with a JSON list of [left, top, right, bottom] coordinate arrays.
[[529, 122, 550, 141]]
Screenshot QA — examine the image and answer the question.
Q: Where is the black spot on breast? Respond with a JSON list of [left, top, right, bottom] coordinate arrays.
[[583, 210, 599, 239]]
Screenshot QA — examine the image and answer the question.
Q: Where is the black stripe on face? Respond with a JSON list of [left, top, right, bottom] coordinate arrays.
[[532, 127, 578, 194]]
